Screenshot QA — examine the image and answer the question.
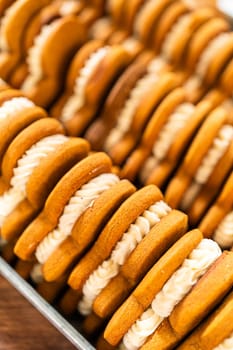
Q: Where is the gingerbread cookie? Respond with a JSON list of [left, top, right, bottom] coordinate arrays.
[[51, 40, 132, 136], [0, 90, 48, 168], [0, 0, 52, 80], [9, 0, 85, 88], [19, 14, 87, 107], [0, 118, 90, 243], [104, 230, 226, 348]]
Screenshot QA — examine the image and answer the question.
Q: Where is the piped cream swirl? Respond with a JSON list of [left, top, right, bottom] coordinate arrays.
[[0, 134, 67, 227], [181, 125, 233, 211], [78, 200, 171, 316], [120, 239, 221, 350], [214, 332, 233, 350], [104, 57, 167, 152], [140, 103, 195, 183], [0, 97, 34, 119], [60, 47, 108, 122], [35, 173, 119, 264], [21, 20, 61, 91], [213, 211, 233, 249]]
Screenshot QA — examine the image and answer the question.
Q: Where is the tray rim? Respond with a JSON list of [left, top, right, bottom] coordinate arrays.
[[0, 257, 95, 350]]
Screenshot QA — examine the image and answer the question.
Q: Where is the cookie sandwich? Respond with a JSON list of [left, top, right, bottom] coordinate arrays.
[[0, 118, 90, 244], [0, 0, 52, 80], [51, 39, 132, 136], [177, 290, 233, 350], [104, 231, 233, 349], [165, 107, 233, 226]]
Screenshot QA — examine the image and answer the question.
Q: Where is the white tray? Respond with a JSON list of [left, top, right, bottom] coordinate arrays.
[[0, 257, 95, 350]]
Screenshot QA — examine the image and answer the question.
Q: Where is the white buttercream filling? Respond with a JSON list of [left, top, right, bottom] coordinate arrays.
[[196, 33, 231, 79], [120, 239, 221, 350], [181, 125, 233, 211], [35, 173, 119, 264], [78, 200, 171, 316], [0, 97, 34, 119], [214, 332, 233, 350], [213, 210, 233, 249], [140, 103, 195, 183], [21, 20, 61, 91], [0, 134, 67, 228], [104, 57, 167, 152], [59, 1, 81, 16], [30, 263, 43, 284], [162, 14, 191, 62], [0, 0, 25, 51], [60, 47, 108, 122]]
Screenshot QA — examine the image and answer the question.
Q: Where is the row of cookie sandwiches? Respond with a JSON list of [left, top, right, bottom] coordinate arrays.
[[0, 79, 232, 274], [0, 82, 232, 349], [1, 0, 233, 112]]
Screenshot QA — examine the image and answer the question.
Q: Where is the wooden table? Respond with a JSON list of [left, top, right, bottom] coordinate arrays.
[[0, 275, 77, 350]]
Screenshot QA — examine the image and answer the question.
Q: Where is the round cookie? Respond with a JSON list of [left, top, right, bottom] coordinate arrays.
[[0, 0, 52, 80], [9, 0, 85, 88], [199, 171, 233, 249], [51, 40, 132, 136], [68, 185, 165, 292], [20, 15, 87, 107], [104, 231, 229, 349], [14, 152, 114, 262], [43, 179, 136, 282], [177, 291, 233, 350], [165, 107, 233, 225]]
